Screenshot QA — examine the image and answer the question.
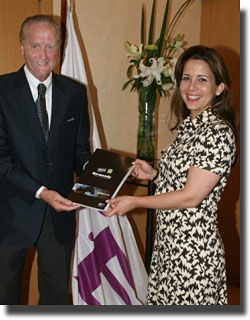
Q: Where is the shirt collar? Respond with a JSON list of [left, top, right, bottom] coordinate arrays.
[[177, 107, 215, 133], [24, 65, 52, 91]]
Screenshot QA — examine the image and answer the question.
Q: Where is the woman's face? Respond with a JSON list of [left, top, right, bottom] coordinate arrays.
[[180, 59, 224, 119]]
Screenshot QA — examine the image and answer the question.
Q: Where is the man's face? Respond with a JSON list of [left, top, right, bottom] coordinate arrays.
[[21, 21, 60, 82]]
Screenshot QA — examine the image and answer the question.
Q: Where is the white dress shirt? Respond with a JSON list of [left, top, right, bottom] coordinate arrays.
[[23, 65, 52, 198], [24, 65, 52, 127]]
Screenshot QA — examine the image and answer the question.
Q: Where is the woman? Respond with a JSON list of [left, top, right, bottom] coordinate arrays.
[[105, 45, 237, 305]]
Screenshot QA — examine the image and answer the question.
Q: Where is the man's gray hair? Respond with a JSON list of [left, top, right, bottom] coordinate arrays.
[[19, 15, 62, 45]]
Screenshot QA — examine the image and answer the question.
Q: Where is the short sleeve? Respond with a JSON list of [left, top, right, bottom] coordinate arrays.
[[191, 124, 236, 177]]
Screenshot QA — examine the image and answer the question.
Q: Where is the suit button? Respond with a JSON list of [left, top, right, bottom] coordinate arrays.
[[45, 162, 52, 166]]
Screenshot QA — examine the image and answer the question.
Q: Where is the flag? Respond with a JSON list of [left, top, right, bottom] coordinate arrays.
[[61, 0, 148, 305]]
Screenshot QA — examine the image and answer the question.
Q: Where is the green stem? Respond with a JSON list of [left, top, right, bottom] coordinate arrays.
[[137, 86, 156, 163], [158, 0, 170, 56], [141, 4, 145, 45], [148, 0, 156, 45], [167, 0, 192, 38]]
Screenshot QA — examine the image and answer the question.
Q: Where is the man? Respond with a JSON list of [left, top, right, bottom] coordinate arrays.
[[0, 15, 90, 304]]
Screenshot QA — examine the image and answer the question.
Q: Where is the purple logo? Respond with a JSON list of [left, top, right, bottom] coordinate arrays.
[[76, 226, 135, 305]]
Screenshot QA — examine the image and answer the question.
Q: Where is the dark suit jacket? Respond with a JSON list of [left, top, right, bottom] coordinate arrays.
[[0, 67, 90, 247]]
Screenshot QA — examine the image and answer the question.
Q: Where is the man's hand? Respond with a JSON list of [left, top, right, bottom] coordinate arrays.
[[40, 189, 80, 212]]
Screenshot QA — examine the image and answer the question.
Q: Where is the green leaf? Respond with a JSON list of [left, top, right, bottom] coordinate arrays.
[[167, 0, 192, 38], [144, 44, 158, 51], [158, 0, 170, 56], [126, 64, 134, 78], [131, 82, 138, 92], [124, 41, 132, 53], [141, 4, 145, 45], [122, 79, 133, 90], [161, 75, 174, 84], [148, 0, 156, 45]]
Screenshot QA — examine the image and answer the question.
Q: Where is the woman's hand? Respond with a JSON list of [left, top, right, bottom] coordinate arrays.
[[131, 159, 157, 180], [104, 196, 137, 217]]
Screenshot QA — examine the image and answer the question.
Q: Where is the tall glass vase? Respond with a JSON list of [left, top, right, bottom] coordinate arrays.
[[137, 85, 156, 164]]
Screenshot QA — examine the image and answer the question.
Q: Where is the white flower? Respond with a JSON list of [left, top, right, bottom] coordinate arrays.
[[162, 83, 174, 90], [135, 57, 167, 87], [162, 57, 177, 79], [125, 42, 143, 61], [123, 0, 192, 93], [123, 37, 183, 92]]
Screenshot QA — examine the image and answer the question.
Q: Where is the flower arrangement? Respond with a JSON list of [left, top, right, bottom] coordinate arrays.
[[123, 0, 193, 96]]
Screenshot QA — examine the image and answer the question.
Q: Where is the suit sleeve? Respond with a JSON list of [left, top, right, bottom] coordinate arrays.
[[0, 103, 41, 204]]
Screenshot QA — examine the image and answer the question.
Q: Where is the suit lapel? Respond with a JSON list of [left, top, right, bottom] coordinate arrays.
[[47, 73, 68, 150], [14, 68, 47, 149], [14, 69, 68, 150]]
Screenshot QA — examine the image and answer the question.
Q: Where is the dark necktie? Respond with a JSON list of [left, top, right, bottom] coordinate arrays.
[[35, 83, 49, 143]]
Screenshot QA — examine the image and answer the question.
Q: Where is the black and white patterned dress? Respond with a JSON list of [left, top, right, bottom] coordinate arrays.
[[146, 108, 236, 305]]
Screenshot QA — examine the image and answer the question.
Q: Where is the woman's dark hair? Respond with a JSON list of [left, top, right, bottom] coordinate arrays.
[[170, 45, 237, 137]]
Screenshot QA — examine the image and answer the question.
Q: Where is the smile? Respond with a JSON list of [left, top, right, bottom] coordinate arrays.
[[36, 62, 47, 66], [187, 94, 201, 100]]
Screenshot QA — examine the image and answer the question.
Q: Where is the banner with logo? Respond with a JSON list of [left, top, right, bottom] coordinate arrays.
[[61, 0, 148, 305]]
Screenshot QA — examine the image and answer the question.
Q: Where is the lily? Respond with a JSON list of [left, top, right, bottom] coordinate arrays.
[[122, 0, 193, 95], [125, 41, 143, 61], [135, 58, 166, 87]]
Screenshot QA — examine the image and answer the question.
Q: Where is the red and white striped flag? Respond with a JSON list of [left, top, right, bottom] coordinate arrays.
[[61, 0, 148, 305]]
